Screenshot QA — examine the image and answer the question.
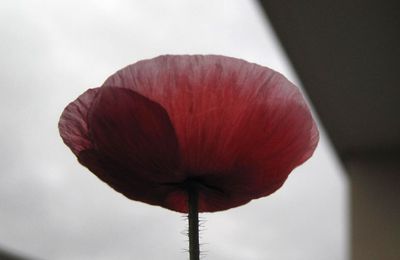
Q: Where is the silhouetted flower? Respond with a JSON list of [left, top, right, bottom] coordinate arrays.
[[59, 55, 318, 212]]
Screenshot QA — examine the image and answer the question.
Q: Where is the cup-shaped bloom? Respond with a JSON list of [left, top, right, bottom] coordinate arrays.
[[59, 55, 319, 213]]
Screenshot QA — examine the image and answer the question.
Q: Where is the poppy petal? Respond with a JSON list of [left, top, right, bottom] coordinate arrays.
[[78, 149, 182, 209], [101, 55, 319, 212], [87, 87, 182, 184], [59, 88, 98, 155]]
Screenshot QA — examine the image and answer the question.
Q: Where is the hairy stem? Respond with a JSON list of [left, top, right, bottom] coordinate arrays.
[[188, 186, 200, 260]]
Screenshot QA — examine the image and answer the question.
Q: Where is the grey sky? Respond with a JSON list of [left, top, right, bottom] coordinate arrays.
[[0, 0, 348, 259]]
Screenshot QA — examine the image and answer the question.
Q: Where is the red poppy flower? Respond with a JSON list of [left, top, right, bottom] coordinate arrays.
[[59, 55, 318, 213]]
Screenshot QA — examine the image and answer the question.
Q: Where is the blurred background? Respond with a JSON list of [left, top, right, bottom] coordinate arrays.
[[2, 0, 396, 259]]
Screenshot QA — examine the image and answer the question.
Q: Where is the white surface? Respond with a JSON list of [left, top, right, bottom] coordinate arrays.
[[0, 0, 349, 259]]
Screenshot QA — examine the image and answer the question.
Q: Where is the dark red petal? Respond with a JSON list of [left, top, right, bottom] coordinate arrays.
[[78, 149, 182, 210], [59, 88, 98, 155], [102, 55, 319, 212], [87, 87, 182, 184]]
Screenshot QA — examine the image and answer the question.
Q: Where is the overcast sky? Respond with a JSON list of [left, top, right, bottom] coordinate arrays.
[[0, 1, 348, 259]]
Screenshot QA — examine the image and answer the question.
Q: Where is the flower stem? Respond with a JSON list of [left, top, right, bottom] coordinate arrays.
[[188, 186, 200, 260]]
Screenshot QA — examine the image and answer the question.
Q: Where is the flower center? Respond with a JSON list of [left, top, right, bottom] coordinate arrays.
[[164, 177, 224, 194]]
